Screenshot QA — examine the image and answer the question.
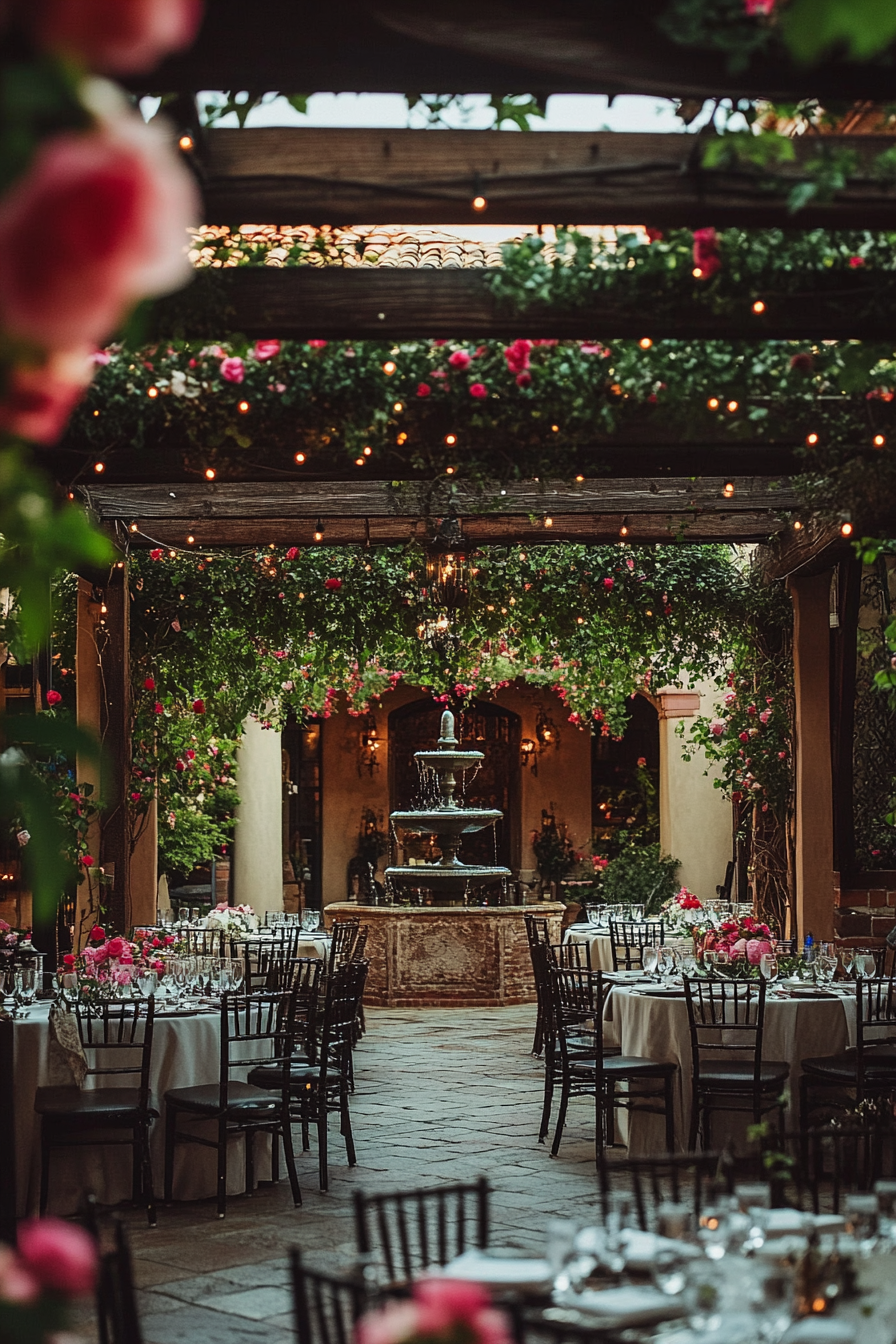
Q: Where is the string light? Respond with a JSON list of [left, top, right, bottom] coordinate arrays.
[[841, 520, 853, 536], [793, 520, 803, 530], [393, 401, 403, 413], [147, 386, 159, 399], [237, 400, 250, 414], [692, 267, 703, 278], [444, 434, 457, 446], [707, 397, 719, 410], [382, 361, 396, 375], [93, 409, 100, 417], [93, 461, 105, 473], [577, 616, 585, 624], [639, 338, 653, 350], [575, 475, 584, 483], [128, 523, 138, 533], [186, 535, 195, 544], [67, 492, 74, 500], [396, 432, 407, 445], [445, 466, 455, 474], [806, 433, 819, 446], [727, 400, 739, 413], [544, 515, 553, 528], [874, 434, 886, 447], [178, 134, 194, 151], [722, 481, 735, 498], [295, 453, 306, 464], [363, 446, 372, 456], [355, 457, 365, 466], [472, 195, 487, 212], [169, 550, 176, 558], [752, 300, 766, 314], [619, 517, 629, 536], [313, 519, 324, 542]]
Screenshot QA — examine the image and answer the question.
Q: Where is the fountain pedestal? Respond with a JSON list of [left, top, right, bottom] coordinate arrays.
[[324, 901, 564, 1007]]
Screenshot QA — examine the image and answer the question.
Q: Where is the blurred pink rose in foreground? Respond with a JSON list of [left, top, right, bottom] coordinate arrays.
[[357, 1279, 512, 1344], [0, 109, 197, 350], [17, 1217, 96, 1296], [0, 349, 93, 444], [30, 0, 202, 74]]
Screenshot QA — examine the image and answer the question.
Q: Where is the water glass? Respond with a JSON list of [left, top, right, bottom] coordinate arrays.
[[136, 969, 158, 999], [14, 966, 36, 1017], [586, 905, 601, 927], [814, 954, 837, 986], [698, 1203, 733, 1260], [301, 910, 321, 933], [681, 953, 698, 977], [545, 1217, 579, 1286], [642, 946, 659, 977], [857, 952, 878, 980], [657, 946, 677, 981], [652, 1243, 691, 1297], [656, 1200, 695, 1242], [177, 906, 189, 925], [229, 957, 244, 992], [190, 907, 200, 924], [629, 904, 645, 922], [759, 952, 779, 984], [839, 947, 856, 978]]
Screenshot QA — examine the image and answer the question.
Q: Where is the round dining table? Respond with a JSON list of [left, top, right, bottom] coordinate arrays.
[[12, 997, 282, 1216], [602, 982, 857, 1155], [563, 923, 689, 972]]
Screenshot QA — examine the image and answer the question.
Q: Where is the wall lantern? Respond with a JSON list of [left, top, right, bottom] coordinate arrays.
[[425, 514, 470, 612], [358, 713, 381, 777], [520, 738, 537, 773], [535, 706, 559, 751]]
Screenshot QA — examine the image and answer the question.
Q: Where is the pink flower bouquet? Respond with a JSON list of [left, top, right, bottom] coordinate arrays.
[[357, 1278, 513, 1344]]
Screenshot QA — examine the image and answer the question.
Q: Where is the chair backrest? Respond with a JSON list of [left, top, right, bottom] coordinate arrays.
[[550, 940, 592, 971], [181, 928, 225, 958], [597, 1151, 727, 1230], [524, 914, 551, 951], [780, 1121, 896, 1213], [350, 927, 369, 962], [328, 918, 361, 973], [608, 919, 665, 971], [856, 974, 896, 1064], [235, 927, 304, 992], [353, 1176, 489, 1286], [318, 961, 368, 1082], [76, 1000, 155, 1112], [290, 1247, 367, 1344], [218, 989, 296, 1109], [95, 1218, 143, 1344], [548, 965, 610, 1066], [683, 977, 766, 1087]]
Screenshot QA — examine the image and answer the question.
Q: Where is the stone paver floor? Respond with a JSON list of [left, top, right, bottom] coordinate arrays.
[[83, 1005, 606, 1344]]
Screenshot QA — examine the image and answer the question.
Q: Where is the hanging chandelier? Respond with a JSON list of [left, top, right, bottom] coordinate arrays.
[[425, 514, 470, 612]]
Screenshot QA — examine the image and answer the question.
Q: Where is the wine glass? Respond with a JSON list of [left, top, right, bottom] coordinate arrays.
[[858, 952, 878, 980], [642, 946, 659, 979], [14, 966, 36, 1018], [704, 950, 719, 975], [657, 946, 677, 983], [698, 1203, 733, 1260], [815, 954, 837, 988], [839, 947, 856, 979], [136, 968, 158, 999], [586, 905, 601, 928], [228, 957, 244, 992], [301, 910, 320, 933], [169, 958, 188, 1004], [759, 952, 779, 985], [680, 953, 698, 978], [177, 906, 189, 926]]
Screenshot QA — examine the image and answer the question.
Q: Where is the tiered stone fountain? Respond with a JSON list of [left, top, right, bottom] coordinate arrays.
[[326, 708, 563, 1007], [385, 709, 511, 902]]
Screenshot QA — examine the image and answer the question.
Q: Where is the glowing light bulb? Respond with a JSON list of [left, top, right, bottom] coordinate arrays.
[[445, 434, 457, 446], [382, 361, 396, 375], [639, 337, 653, 350], [806, 433, 818, 446], [707, 398, 719, 410], [874, 434, 886, 447], [472, 195, 487, 212], [793, 520, 803, 530], [355, 457, 365, 466], [129, 523, 138, 533], [752, 300, 766, 314], [186, 535, 195, 545], [93, 461, 105, 473], [205, 467, 216, 480], [575, 475, 584, 482], [393, 402, 403, 413], [363, 446, 372, 456], [722, 481, 735, 498], [295, 453, 306, 464], [551, 424, 560, 432], [620, 524, 628, 536], [692, 267, 703, 278], [727, 400, 739, 413], [147, 386, 158, 398], [840, 521, 853, 536], [178, 134, 194, 151], [237, 400, 250, 414], [445, 466, 455, 474], [544, 516, 553, 528]]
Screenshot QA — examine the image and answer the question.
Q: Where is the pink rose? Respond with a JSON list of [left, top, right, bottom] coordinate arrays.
[[81, 854, 94, 867], [324, 577, 342, 590], [603, 577, 614, 590], [153, 701, 164, 714], [192, 699, 205, 713], [286, 546, 299, 560], [0, 114, 197, 350], [744, 0, 774, 12], [45, 689, 62, 706], [414, 1278, 491, 1330], [692, 227, 721, 280], [253, 340, 280, 361], [709, 719, 725, 736], [17, 1217, 96, 1296], [89, 925, 105, 941], [746, 938, 774, 965], [219, 356, 244, 383], [416, 382, 431, 397], [31, 0, 202, 73], [515, 371, 532, 387], [307, 339, 328, 349], [0, 1247, 39, 1304], [503, 338, 531, 374], [739, 731, 750, 743], [106, 937, 127, 958], [469, 382, 487, 398], [0, 348, 93, 444], [448, 350, 471, 370]]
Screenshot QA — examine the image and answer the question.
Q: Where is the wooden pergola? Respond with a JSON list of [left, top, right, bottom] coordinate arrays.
[[65, 0, 896, 947]]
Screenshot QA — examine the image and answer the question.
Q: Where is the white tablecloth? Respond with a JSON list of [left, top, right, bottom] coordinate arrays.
[[14, 1000, 277, 1215], [603, 984, 856, 1156]]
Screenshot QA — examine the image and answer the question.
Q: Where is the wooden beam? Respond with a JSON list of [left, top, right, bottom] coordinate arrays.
[[761, 517, 850, 580], [79, 476, 797, 545], [199, 127, 896, 228], [129, 0, 896, 104], [153, 267, 896, 341]]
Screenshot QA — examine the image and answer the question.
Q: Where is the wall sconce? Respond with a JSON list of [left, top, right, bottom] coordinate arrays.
[[535, 706, 559, 751], [358, 714, 381, 777], [520, 738, 537, 774]]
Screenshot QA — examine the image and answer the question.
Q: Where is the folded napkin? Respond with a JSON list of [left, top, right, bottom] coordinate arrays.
[[620, 1230, 701, 1269], [48, 1004, 88, 1087], [762, 1211, 844, 1237], [554, 1285, 687, 1327], [440, 1249, 553, 1291], [780, 1319, 855, 1344]]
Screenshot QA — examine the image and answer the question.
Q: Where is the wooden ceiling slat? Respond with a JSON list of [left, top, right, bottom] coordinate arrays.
[[199, 127, 896, 228], [154, 267, 896, 341]]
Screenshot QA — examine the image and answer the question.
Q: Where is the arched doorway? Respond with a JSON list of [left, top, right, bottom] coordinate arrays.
[[591, 693, 660, 857], [389, 698, 521, 872]]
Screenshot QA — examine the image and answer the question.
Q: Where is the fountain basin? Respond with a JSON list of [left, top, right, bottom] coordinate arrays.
[[391, 808, 503, 835], [414, 750, 484, 770]]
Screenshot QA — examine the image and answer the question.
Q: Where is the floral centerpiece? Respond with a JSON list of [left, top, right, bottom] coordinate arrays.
[[706, 915, 776, 967], [357, 1278, 512, 1344], [658, 887, 705, 936], [59, 925, 173, 1002], [206, 902, 257, 934], [0, 1216, 96, 1344], [0, 921, 34, 962]]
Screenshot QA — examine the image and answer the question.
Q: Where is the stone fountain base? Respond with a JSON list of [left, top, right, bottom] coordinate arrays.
[[324, 902, 565, 1007]]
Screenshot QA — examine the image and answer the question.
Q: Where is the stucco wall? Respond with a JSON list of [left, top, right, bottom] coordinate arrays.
[[321, 683, 591, 907], [658, 678, 733, 903]]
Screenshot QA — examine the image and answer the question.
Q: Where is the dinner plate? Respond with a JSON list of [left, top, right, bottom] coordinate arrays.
[[553, 1286, 687, 1329], [787, 985, 837, 998], [440, 1249, 553, 1292], [633, 985, 686, 997]]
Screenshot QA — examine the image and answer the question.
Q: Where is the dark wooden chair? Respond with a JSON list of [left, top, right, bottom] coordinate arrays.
[[233, 925, 305, 992], [0, 1016, 15, 1244], [95, 1217, 143, 1344], [290, 1247, 368, 1344], [180, 927, 226, 958], [800, 974, 896, 1123], [35, 1000, 157, 1225], [327, 918, 361, 974], [353, 1176, 489, 1288], [683, 976, 788, 1151], [608, 919, 665, 972], [163, 988, 301, 1218], [597, 1151, 728, 1229], [799, 1119, 896, 1213], [525, 914, 552, 1057], [548, 965, 676, 1160], [249, 960, 368, 1192], [551, 940, 592, 971]]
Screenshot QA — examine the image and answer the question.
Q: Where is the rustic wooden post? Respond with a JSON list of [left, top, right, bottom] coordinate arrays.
[[96, 563, 130, 935], [789, 569, 836, 943]]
